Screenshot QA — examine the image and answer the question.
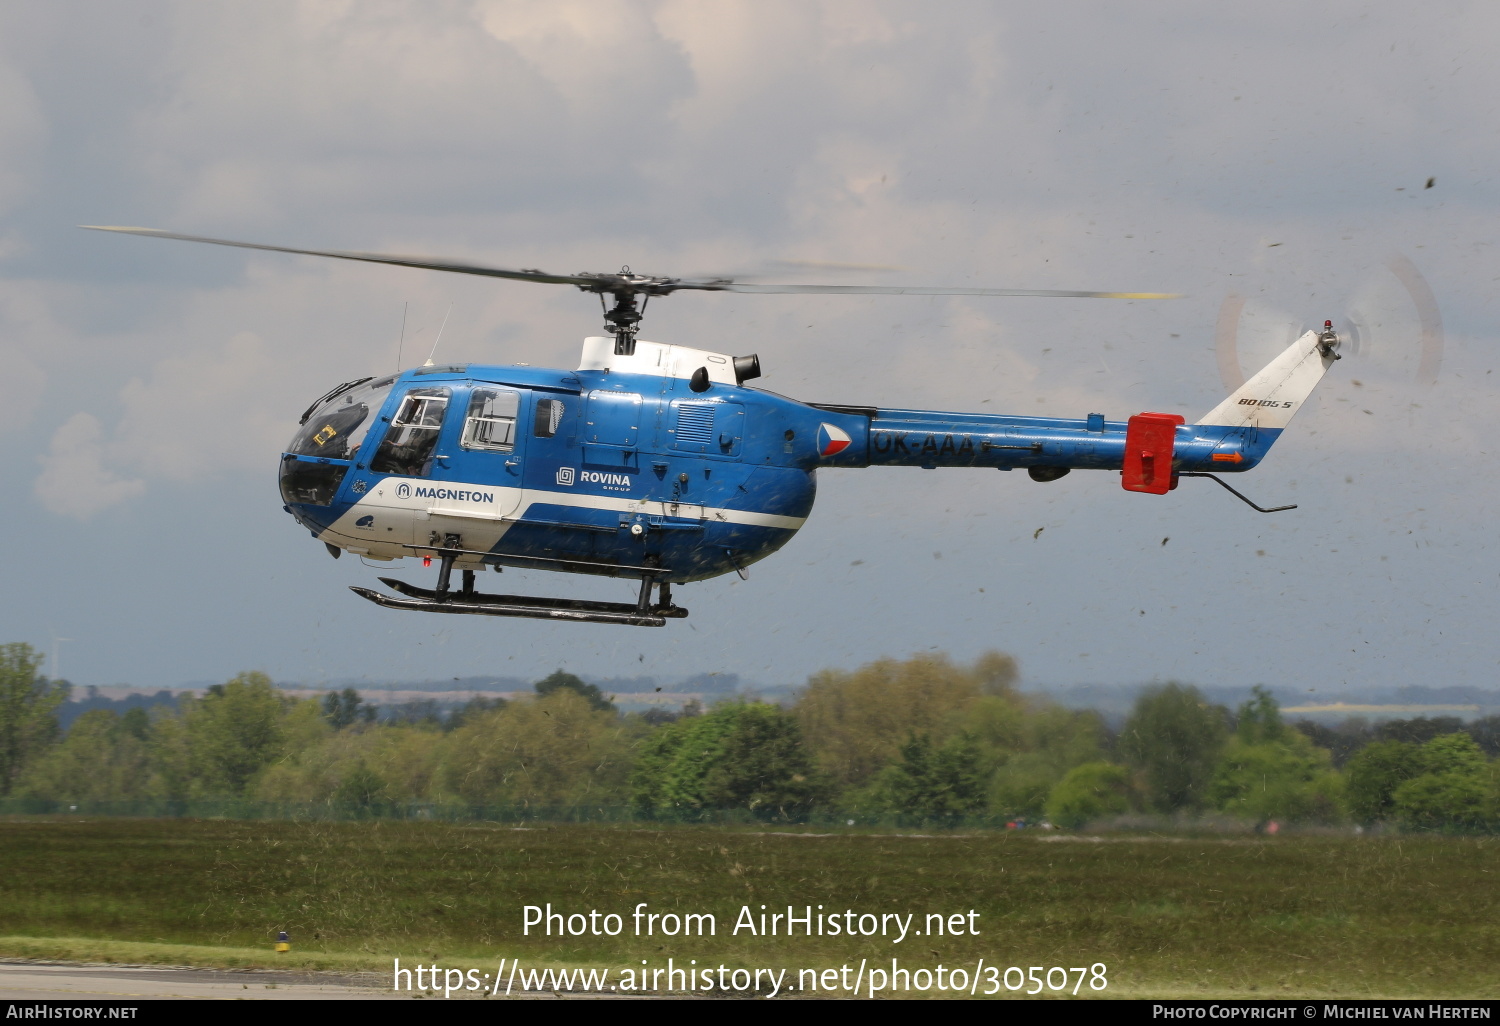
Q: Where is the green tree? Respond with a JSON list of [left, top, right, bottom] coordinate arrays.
[[1418, 731, 1489, 776], [446, 695, 507, 732], [1375, 716, 1466, 746], [254, 722, 439, 804], [144, 705, 195, 799], [17, 709, 151, 801], [981, 704, 1108, 818], [973, 651, 1020, 698], [1344, 740, 1424, 823], [120, 707, 151, 742], [385, 699, 444, 728], [0, 642, 69, 796], [185, 673, 288, 795], [632, 702, 823, 814], [1392, 734, 1494, 831], [1466, 715, 1500, 757], [1209, 737, 1343, 823], [442, 689, 631, 805], [1208, 686, 1343, 823], [1118, 683, 1229, 813], [534, 669, 615, 713], [332, 760, 388, 809], [1392, 772, 1490, 832], [322, 688, 375, 729], [795, 652, 996, 790], [1293, 718, 1372, 768], [1234, 686, 1285, 744], [1046, 761, 1134, 828], [861, 733, 987, 818]]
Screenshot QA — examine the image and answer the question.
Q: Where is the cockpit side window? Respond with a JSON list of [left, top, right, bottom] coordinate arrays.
[[371, 386, 450, 476], [461, 388, 520, 452]]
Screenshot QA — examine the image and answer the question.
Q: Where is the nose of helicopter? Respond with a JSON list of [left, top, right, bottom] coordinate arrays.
[[278, 374, 398, 510]]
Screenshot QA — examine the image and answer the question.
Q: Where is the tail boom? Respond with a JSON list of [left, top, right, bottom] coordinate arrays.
[[817, 325, 1338, 489]]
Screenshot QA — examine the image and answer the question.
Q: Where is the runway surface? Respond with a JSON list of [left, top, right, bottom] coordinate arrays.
[[1, 961, 418, 1000]]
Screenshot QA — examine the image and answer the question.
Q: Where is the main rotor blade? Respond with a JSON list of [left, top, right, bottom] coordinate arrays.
[[695, 282, 1179, 299], [79, 226, 597, 288], [81, 226, 1179, 300]]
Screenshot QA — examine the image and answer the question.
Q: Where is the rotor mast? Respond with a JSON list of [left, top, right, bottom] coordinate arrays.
[[575, 266, 692, 356], [593, 277, 650, 355], [602, 291, 643, 354]]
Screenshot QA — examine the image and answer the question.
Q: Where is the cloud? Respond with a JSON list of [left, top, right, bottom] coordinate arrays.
[[476, 0, 691, 111], [34, 412, 144, 519], [113, 330, 286, 480], [0, 282, 57, 432], [0, 55, 44, 216]]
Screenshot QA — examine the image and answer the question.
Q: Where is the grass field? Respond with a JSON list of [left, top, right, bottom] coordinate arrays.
[[0, 817, 1495, 998]]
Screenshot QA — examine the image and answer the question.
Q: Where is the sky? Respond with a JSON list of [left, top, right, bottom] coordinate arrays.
[[0, 1, 1495, 696]]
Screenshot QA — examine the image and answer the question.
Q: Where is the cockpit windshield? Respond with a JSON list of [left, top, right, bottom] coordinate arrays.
[[286, 375, 397, 460]]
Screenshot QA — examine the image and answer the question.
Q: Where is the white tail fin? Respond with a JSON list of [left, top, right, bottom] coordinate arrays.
[[1199, 328, 1339, 429]]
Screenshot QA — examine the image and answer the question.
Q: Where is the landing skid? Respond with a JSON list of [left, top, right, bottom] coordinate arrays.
[[349, 550, 687, 627]]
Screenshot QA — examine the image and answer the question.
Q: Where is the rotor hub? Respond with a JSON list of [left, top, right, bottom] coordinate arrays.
[[1316, 319, 1342, 360]]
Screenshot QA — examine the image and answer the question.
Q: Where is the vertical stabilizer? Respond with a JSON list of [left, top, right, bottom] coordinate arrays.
[[1199, 327, 1340, 430]]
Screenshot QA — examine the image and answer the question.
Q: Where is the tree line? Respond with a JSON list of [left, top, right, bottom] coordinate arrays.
[[1, 641, 1497, 829]]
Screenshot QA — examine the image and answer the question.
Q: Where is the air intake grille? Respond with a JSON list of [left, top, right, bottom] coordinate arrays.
[[675, 402, 715, 446]]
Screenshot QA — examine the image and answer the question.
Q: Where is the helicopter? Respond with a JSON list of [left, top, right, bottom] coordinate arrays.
[[85, 226, 1342, 627]]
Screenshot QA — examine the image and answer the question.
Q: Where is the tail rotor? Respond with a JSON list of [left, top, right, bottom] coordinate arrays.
[[1214, 253, 1443, 391]]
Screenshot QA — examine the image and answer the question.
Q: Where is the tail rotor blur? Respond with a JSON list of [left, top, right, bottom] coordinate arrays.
[[1214, 254, 1443, 392]]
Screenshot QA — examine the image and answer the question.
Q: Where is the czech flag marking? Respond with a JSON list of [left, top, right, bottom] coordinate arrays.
[[818, 423, 852, 457]]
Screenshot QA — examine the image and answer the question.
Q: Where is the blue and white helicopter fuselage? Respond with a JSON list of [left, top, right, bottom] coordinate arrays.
[[282, 327, 1340, 626], [80, 225, 1340, 627], [285, 337, 820, 588]]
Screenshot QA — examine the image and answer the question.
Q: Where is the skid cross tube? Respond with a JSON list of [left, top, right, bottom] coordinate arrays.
[[398, 543, 673, 578]]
